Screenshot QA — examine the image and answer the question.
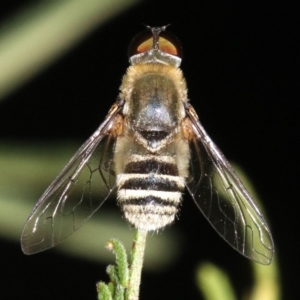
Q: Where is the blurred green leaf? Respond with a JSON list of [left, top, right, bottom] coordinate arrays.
[[0, 0, 138, 101], [196, 262, 237, 300], [249, 258, 281, 300]]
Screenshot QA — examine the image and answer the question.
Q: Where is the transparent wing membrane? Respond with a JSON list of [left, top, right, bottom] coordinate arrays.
[[185, 104, 274, 264], [21, 103, 122, 254]]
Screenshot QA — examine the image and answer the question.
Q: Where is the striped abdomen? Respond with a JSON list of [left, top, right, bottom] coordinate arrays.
[[116, 154, 185, 231]]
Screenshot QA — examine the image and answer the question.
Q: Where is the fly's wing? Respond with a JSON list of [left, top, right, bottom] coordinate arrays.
[[21, 101, 124, 255], [184, 103, 274, 265]]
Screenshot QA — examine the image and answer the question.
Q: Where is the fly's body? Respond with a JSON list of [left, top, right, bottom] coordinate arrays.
[[116, 64, 189, 230], [21, 26, 274, 265]]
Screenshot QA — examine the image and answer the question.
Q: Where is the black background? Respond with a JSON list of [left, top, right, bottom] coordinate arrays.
[[1, 0, 298, 299]]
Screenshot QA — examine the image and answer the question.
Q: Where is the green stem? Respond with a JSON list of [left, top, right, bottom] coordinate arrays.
[[126, 229, 147, 300]]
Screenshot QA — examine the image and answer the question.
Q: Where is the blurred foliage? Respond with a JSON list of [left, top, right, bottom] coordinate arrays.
[[0, 0, 138, 101], [197, 262, 237, 300], [196, 259, 280, 300]]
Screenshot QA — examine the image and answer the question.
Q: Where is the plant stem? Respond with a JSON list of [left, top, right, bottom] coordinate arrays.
[[126, 229, 147, 300]]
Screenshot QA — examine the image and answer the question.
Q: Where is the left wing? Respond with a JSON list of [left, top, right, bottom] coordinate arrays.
[[21, 100, 124, 254]]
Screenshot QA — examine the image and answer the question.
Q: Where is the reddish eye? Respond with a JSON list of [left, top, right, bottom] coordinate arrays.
[[128, 30, 182, 59]]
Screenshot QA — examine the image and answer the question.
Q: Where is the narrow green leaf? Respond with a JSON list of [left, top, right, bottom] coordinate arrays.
[[106, 239, 129, 287], [97, 282, 113, 300]]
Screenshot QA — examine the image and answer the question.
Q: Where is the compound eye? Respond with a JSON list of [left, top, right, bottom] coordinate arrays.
[[128, 30, 182, 59]]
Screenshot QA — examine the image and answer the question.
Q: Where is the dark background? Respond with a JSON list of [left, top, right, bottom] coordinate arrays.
[[1, 0, 298, 299]]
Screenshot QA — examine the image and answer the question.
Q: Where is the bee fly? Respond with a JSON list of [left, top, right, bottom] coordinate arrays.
[[21, 26, 274, 264]]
